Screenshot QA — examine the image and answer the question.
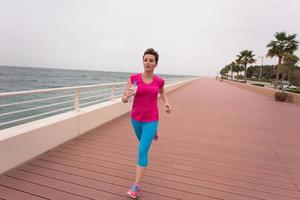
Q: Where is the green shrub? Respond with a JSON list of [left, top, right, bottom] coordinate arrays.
[[248, 78, 274, 83], [286, 89, 300, 94]]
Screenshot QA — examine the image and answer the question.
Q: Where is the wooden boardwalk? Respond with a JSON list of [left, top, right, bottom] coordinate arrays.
[[1, 78, 300, 200]]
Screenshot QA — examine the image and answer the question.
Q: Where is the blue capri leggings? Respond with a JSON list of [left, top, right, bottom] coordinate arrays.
[[131, 118, 158, 167]]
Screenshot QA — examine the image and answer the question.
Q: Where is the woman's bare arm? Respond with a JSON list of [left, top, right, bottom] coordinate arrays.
[[160, 87, 171, 113], [122, 78, 133, 103]]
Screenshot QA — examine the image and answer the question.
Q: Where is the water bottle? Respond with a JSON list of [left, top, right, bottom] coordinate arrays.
[[128, 81, 138, 102]]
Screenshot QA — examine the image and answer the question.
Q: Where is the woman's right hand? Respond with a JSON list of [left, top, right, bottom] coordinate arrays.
[[122, 88, 134, 102], [125, 88, 134, 98], [122, 78, 135, 103]]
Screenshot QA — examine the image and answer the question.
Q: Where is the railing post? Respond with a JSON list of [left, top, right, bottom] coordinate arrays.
[[74, 89, 80, 112], [111, 85, 115, 100]]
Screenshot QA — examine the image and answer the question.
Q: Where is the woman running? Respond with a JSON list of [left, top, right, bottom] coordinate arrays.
[[122, 48, 171, 199]]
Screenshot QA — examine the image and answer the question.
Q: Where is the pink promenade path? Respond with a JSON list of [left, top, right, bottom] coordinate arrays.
[[1, 78, 300, 200]]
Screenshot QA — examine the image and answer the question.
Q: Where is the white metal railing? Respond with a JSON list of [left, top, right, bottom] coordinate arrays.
[[0, 77, 191, 130], [0, 82, 127, 130]]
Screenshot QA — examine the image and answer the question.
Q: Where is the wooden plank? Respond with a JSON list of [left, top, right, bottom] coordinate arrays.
[[0, 176, 87, 200], [0, 185, 46, 200], [17, 163, 216, 200], [38, 154, 297, 192], [6, 167, 175, 200], [62, 140, 295, 185]]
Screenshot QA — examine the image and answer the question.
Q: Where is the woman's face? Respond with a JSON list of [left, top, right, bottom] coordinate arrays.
[[143, 54, 157, 72]]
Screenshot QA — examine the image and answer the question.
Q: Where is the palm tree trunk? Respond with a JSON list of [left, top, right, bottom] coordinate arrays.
[[274, 56, 282, 89], [244, 64, 247, 82]]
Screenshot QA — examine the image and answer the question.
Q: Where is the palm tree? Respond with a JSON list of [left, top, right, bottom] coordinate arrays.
[[235, 58, 242, 80], [236, 50, 256, 82], [228, 62, 237, 80], [266, 32, 298, 88], [224, 65, 230, 79], [220, 68, 228, 79]]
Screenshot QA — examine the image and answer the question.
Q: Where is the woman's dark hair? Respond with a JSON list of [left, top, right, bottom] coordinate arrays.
[[143, 48, 159, 63]]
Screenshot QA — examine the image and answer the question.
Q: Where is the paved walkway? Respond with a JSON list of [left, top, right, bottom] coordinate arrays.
[[1, 78, 300, 200]]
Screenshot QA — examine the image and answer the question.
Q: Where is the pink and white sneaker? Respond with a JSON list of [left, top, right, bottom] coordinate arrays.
[[127, 184, 140, 199]]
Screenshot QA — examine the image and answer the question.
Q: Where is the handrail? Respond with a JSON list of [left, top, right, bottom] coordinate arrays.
[[0, 82, 127, 98], [80, 97, 112, 108], [0, 99, 74, 117], [0, 81, 128, 129], [0, 106, 74, 127], [0, 94, 74, 108], [79, 93, 111, 101], [80, 88, 112, 96]]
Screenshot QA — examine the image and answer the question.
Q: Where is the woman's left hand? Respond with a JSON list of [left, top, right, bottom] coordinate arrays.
[[165, 104, 171, 114]]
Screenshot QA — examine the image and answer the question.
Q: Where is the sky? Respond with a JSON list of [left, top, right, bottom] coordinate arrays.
[[0, 0, 300, 76]]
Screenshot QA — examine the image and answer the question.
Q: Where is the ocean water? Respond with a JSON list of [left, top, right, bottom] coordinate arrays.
[[0, 65, 187, 130], [0, 65, 181, 93]]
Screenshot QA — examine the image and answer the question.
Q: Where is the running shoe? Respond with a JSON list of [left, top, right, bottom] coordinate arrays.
[[127, 183, 140, 199]]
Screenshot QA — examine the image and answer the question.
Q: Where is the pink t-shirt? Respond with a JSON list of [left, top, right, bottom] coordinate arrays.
[[130, 73, 165, 122]]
